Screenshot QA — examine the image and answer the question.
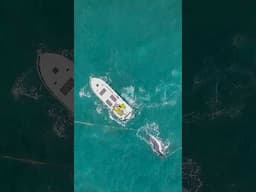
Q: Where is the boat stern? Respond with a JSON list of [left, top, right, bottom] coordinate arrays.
[[122, 110, 133, 121]]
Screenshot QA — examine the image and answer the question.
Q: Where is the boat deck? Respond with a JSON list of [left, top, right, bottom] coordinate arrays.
[[37, 53, 73, 113]]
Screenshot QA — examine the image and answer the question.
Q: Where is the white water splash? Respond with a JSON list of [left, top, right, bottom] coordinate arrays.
[[99, 74, 112, 84], [93, 100, 105, 115], [138, 87, 151, 102], [136, 122, 170, 156], [79, 85, 91, 98], [93, 100, 134, 127], [120, 82, 180, 110], [121, 86, 136, 106], [96, 103, 104, 114], [12, 69, 43, 100], [171, 69, 179, 77], [108, 109, 135, 127]]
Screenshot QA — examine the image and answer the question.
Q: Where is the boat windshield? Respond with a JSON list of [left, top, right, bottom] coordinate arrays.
[[110, 95, 117, 102], [99, 88, 106, 96], [106, 99, 112, 107]]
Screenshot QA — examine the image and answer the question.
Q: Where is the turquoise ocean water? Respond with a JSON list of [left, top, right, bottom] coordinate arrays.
[[75, 0, 181, 191]]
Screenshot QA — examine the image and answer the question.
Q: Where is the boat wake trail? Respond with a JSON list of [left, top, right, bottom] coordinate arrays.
[[120, 82, 181, 111], [75, 120, 136, 131], [121, 86, 137, 107]]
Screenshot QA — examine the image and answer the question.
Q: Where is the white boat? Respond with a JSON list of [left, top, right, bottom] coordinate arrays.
[[149, 134, 168, 157], [90, 77, 133, 121], [36, 53, 73, 113]]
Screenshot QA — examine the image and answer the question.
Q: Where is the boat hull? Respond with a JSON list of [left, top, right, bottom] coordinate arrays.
[[36, 53, 73, 113], [90, 77, 133, 121]]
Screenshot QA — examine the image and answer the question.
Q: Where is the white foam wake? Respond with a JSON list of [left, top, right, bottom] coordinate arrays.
[[120, 81, 181, 111]]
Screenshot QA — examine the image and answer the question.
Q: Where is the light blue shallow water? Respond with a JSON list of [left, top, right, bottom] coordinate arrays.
[[75, 0, 181, 191]]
